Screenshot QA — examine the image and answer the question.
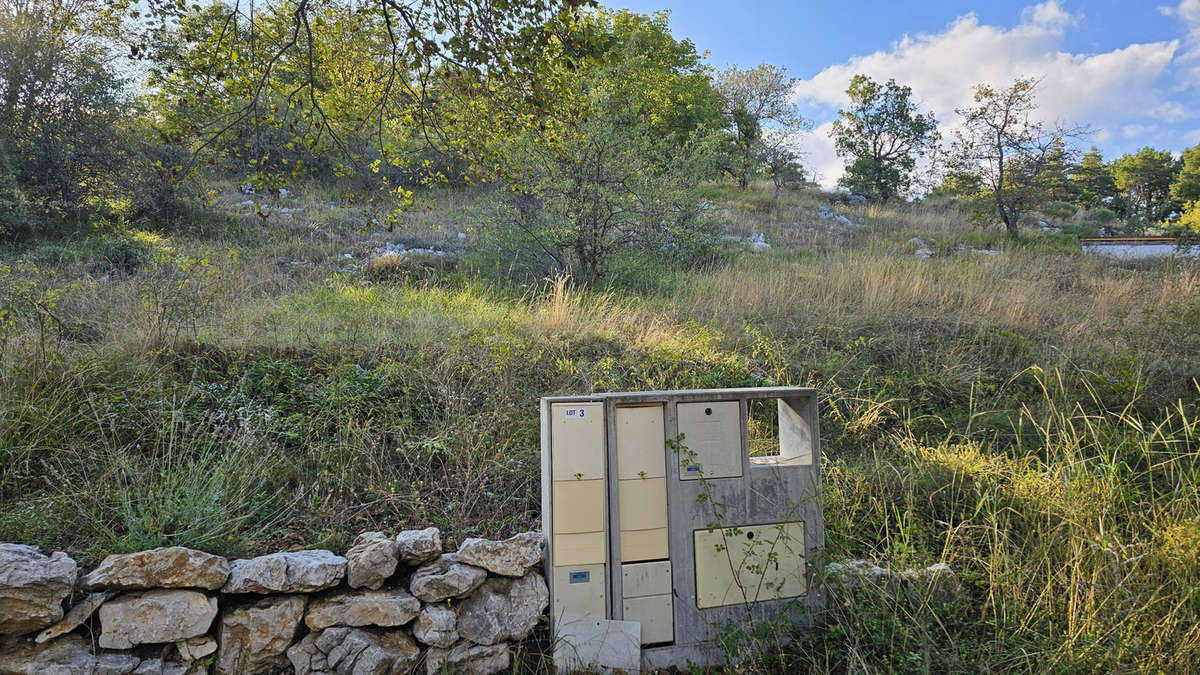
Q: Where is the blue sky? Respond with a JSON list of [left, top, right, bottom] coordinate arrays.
[[612, 0, 1200, 187]]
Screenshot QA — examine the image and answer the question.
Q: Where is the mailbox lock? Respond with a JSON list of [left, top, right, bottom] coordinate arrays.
[[746, 531, 755, 540], [704, 407, 712, 416]]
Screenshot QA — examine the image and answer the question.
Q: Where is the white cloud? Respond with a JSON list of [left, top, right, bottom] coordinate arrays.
[[1162, 0, 1200, 84], [801, 122, 841, 188], [792, 1, 1182, 187], [1185, 129, 1200, 144], [1123, 124, 1155, 139], [1021, 1, 1076, 29], [1148, 101, 1193, 122]]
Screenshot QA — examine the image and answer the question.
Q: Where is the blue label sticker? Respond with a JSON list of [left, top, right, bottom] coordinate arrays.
[[686, 465, 701, 473], [569, 570, 590, 584]]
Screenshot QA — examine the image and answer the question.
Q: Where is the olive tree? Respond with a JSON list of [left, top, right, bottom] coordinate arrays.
[[714, 63, 806, 190], [830, 74, 938, 203], [952, 78, 1086, 235]]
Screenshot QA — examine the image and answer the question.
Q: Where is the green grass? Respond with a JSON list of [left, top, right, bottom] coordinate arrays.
[[1, 180, 1199, 670]]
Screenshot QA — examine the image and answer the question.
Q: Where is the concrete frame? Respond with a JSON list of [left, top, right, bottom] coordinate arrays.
[[541, 386, 824, 671]]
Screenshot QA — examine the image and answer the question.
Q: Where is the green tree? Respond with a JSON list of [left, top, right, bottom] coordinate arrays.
[[490, 9, 721, 286], [714, 63, 805, 190], [830, 75, 939, 203], [1171, 144, 1200, 206], [1070, 147, 1117, 210], [952, 78, 1086, 235], [138, 0, 598, 188], [0, 0, 128, 223], [1036, 138, 1078, 204], [1113, 147, 1180, 232]]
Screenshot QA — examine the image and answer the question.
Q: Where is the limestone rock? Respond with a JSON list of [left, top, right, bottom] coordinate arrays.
[[0, 544, 77, 635], [176, 635, 218, 661], [412, 604, 458, 648], [425, 642, 510, 675], [345, 532, 399, 590], [454, 532, 542, 577], [98, 590, 218, 649], [0, 634, 101, 674], [305, 588, 420, 630], [293, 627, 421, 675], [35, 591, 113, 643], [222, 550, 345, 594], [215, 594, 306, 674], [286, 633, 328, 675], [394, 528, 441, 565], [131, 657, 192, 675], [457, 573, 547, 645], [97, 652, 146, 674], [408, 555, 486, 603], [83, 547, 230, 591]]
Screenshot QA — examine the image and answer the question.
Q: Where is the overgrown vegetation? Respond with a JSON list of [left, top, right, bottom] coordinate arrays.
[[3, 0, 1200, 671]]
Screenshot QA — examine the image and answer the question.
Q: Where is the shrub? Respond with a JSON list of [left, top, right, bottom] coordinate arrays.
[[31, 246, 77, 267], [88, 232, 152, 276], [1040, 200, 1077, 219], [366, 252, 459, 285]]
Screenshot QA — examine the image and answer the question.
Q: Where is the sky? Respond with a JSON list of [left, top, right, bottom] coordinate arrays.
[[612, 0, 1200, 188]]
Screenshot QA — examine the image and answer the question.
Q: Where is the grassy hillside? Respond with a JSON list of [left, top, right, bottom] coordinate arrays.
[[2, 180, 1198, 671]]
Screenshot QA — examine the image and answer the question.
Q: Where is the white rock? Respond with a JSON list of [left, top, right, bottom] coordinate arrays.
[[308, 627, 421, 675], [345, 532, 399, 590], [215, 594, 306, 674], [222, 550, 346, 594], [457, 572, 548, 645], [0, 634, 104, 674], [455, 531, 542, 577], [394, 528, 442, 565], [83, 546, 230, 591], [915, 248, 935, 259], [748, 233, 770, 251], [98, 590, 218, 649], [409, 555, 486, 603], [176, 635, 218, 661], [425, 642, 510, 675], [0, 544, 77, 635], [35, 591, 113, 643], [304, 588, 420, 630], [412, 604, 458, 648]]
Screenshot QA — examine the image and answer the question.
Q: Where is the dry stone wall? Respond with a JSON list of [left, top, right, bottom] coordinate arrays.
[[0, 531, 546, 674]]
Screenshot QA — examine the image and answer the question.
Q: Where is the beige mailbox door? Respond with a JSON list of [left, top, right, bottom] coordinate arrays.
[[616, 405, 669, 562], [693, 522, 807, 609], [550, 402, 608, 620], [677, 401, 743, 480]]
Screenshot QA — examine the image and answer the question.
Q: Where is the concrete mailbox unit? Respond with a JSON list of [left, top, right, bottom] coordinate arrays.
[[540, 387, 823, 672]]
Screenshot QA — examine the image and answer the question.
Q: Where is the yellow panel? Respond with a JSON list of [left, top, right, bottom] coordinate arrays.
[[553, 480, 606, 534], [693, 522, 806, 609], [616, 404, 666, 479], [623, 594, 674, 645], [618, 478, 667, 531], [550, 402, 606, 481], [620, 528, 668, 562], [677, 401, 743, 480], [553, 564, 606, 620], [554, 532, 606, 567], [622, 561, 672, 598]]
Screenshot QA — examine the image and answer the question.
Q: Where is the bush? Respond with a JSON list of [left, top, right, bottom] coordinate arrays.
[[1040, 200, 1077, 219], [366, 252, 459, 285], [88, 232, 153, 276], [31, 246, 76, 267]]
